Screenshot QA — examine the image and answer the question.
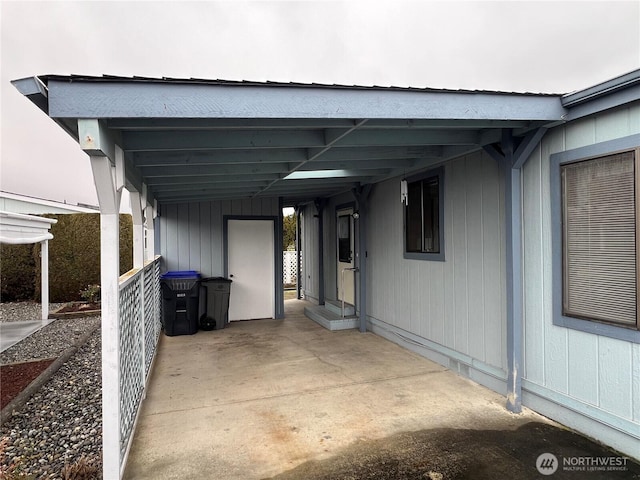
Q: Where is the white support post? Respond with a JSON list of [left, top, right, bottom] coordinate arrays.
[[130, 191, 145, 269], [144, 202, 156, 262], [89, 153, 123, 479], [100, 212, 121, 478], [41, 240, 49, 321]]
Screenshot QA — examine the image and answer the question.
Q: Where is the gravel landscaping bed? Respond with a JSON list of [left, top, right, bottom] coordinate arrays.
[[0, 302, 65, 323], [0, 302, 102, 478]]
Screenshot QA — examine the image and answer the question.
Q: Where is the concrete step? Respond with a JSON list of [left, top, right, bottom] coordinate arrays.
[[304, 304, 358, 331], [325, 299, 355, 317]]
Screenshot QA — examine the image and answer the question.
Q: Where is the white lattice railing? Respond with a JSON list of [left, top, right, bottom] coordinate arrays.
[[283, 251, 299, 285], [118, 256, 161, 467]]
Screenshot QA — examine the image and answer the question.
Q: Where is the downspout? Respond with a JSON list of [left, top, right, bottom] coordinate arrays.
[[504, 143, 523, 413]]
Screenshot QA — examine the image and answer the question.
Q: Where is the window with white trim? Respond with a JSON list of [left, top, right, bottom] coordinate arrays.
[[561, 149, 639, 330]]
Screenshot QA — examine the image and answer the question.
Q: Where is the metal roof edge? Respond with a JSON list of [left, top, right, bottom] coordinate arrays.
[[562, 68, 640, 107], [0, 191, 99, 213], [11, 76, 49, 114], [33, 73, 560, 97]]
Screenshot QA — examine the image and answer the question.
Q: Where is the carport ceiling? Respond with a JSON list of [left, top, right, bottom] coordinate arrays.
[[13, 75, 565, 206]]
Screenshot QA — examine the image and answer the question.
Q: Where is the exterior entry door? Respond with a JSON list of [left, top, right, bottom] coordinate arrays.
[[228, 219, 275, 321], [337, 208, 355, 305]]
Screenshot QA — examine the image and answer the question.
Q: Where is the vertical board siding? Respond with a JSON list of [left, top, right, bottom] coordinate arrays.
[[482, 155, 504, 369], [159, 198, 279, 276], [188, 203, 200, 269], [567, 329, 599, 405], [366, 151, 506, 372], [522, 104, 640, 436], [177, 204, 189, 270], [633, 344, 640, 423], [302, 204, 319, 301], [451, 158, 469, 355], [211, 201, 223, 275], [199, 202, 212, 275], [523, 143, 545, 385], [631, 103, 640, 133], [541, 129, 569, 394], [466, 156, 485, 362], [598, 337, 632, 418], [565, 119, 596, 150]]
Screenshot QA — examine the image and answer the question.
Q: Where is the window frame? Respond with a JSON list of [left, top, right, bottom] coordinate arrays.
[[403, 167, 445, 262], [551, 133, 640, 343]]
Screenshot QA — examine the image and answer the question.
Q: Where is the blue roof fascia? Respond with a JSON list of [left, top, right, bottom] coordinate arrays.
[[43, 78, 565, 122], [11, 76, 48, 114], [561, 69, 640, 121], [562, 69, 640, 107]]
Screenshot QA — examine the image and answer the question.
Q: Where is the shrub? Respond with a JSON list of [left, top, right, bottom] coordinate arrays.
[[0, 213, 134, 303], [79, 284, 101, 303], [0, 243, 36, 302]]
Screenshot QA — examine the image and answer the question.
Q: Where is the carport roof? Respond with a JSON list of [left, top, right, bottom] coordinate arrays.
[[13, 74, 571, 206]]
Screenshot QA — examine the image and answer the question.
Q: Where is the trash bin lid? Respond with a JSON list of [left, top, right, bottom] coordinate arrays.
[[201, 276, 232, 283], [161, 270, 201, 279]]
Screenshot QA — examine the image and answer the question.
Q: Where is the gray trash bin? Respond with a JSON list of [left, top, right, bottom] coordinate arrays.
[[200, 277, 232, 330]]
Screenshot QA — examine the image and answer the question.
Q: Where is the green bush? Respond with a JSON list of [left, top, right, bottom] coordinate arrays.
[[0, 243, 36, 301], [0, 213, 134, 303]]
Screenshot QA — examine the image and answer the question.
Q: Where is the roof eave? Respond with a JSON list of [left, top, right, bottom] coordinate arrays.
[[562, 68, 640, 107], [11, 76, 49, 114]]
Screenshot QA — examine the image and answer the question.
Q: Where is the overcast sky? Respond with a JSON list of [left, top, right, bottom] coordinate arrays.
[[1, 0, 639, 207]]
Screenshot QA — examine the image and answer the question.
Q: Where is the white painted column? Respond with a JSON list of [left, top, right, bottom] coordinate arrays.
[[78, 120, 125, 478], [90, 154, 122, 479], [144, 203, 155, 261], [130, 191, 144, 269], [100, 211, 121, 476], [41, 240, 49, 321]]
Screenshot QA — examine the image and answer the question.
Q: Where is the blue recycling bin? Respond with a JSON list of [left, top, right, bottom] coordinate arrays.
[[160, 271, 201, 336]]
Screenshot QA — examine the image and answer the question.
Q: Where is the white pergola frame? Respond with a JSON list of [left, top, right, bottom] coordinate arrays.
[[0, 211, 57, 320]]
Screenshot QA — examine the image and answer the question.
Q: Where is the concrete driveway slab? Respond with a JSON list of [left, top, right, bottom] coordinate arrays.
[[123, 300, 638, 480]]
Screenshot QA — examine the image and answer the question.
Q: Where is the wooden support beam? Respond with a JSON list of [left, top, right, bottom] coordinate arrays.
[[480, 128, 550, 414], [513, 128, 548, 169], [90, 156, 121, 215], [314, 199, 327, 305], [144, 203, 156, 262], [78, 119, 118, 160], [352, 184, 373, 333], [129, 191, 145, 269]]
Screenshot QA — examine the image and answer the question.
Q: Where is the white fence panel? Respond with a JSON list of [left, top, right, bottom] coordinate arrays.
[[283, 251, 298, 285], [118, 256, 161, 473]]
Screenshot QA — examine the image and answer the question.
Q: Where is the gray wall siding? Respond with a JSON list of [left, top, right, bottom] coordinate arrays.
[[159, 197, 279, 275], [301, 203, 319, 303], [367, 151, 507, 373], [521, 102, 640, 455]]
